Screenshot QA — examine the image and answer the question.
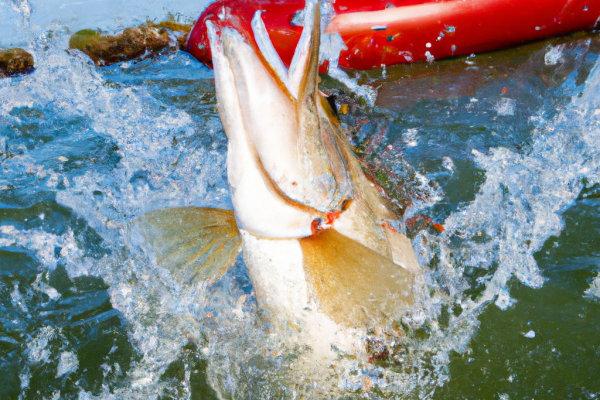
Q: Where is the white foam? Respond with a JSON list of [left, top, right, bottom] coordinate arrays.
[[10, 282, 28, 312], [495, 98, 517, 116], [585, 273, 600, 299], [0, 225, 81, 270], [26, 326, 56, 364], [19, 369, 31, 390], [495, 287, 517, 310], [545, 44, 564, 66], [523, 330, 535, 338], [56, 351, 79, 378], [442, 156, 455, 173], [402, 128, 419, 147]]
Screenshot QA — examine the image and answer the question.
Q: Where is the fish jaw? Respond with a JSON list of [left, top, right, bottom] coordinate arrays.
[[219, 28, 315, 204], [208, 7, 409, 249], [208, 6, 354, 214], [208, 21, 318, 238]]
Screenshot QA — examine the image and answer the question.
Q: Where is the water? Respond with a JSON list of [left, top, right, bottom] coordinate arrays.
[[2, 1, 600, 398]]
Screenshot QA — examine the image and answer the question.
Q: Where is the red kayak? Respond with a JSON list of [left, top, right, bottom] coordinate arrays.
[[187, 0, 599, 70]]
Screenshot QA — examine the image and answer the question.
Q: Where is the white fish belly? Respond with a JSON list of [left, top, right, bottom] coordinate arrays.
[[240, 230, 309, 320], [240, 230, 365, 360]]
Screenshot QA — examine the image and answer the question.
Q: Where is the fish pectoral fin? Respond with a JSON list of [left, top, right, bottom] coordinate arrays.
[[299, 229, 414, 329], [136, 207, 241, 286]]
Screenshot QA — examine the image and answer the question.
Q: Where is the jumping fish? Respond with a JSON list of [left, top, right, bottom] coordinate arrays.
[[137, 0, 420, 357]]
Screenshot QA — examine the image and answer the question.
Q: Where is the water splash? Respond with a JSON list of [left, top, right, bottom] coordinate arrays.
[[444, 57, 600, 313], [8, 0, 31, 26], [2, 9, 600, 400], [585, 273, 600, 299]]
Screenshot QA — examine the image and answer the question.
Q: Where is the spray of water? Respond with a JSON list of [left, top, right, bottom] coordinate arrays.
[[2, 12, 600, 399]]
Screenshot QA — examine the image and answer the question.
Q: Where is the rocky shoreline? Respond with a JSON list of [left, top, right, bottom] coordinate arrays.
[[1, 19, 192, 78]]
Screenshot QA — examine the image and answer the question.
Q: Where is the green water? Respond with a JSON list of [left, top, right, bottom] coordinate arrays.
[[338, 31, 600, 399], [439, 195, 600, 399]]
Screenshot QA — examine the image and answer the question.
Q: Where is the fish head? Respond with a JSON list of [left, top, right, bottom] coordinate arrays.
[[207, 0, 355, 237]]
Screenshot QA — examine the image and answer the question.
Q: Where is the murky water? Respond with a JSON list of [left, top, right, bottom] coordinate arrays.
[[2, 1, 600, 398]]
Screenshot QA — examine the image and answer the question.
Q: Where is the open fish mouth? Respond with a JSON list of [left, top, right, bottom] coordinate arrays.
[[205, 0, 356, 239], [203, 1, 418, 265]]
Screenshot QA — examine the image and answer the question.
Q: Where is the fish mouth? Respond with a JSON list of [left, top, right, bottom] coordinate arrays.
[[206, 1, 356, 238], [206, 1, 420, 279]]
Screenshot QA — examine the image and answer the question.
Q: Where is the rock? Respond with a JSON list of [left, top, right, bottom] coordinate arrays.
[[69, 18, 194, 67], [146, 20, 193, 51], [69, 26, 172, 66], [0, 48, 34, 78]]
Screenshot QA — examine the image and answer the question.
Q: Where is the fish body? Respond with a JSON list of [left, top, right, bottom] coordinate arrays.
[[139, 0, 419, 359], [212, 1, 419, 351]]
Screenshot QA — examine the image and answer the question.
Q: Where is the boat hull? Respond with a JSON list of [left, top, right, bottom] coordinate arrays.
[[187, 0, 599, 70]]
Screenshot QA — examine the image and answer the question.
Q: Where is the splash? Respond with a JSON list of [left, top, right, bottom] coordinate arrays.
[[291, 0, 378, 105], [545, 44, 565, 66], [1, 27, 228, 398], [495, 98, 517, 116], [8, 0, 31, 26], [585, 274, 600, 299], [56, 351, 79, 378], [1, 7, 600, 399], [443, 57, 600, 313]]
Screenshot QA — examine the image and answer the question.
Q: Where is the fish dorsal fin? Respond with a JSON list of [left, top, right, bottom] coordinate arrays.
[[299, 229, 414, 329], [136, 207, 241, 286]]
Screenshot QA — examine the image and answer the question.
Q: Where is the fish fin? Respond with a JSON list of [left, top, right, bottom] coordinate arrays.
[[299, 229, 414, 329], [384, 228, 421, 275], [332, 195, 392, 259], [136, 207, 241, 285]]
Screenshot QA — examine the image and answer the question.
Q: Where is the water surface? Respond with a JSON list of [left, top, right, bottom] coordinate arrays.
[[1, 2, 600, 398]]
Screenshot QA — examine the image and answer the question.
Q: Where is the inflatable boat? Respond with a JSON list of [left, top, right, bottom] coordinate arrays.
[[187, 0, 599, 70]]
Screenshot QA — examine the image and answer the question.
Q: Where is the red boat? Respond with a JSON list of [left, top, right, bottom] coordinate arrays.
[[187, 0, 599, 70]]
